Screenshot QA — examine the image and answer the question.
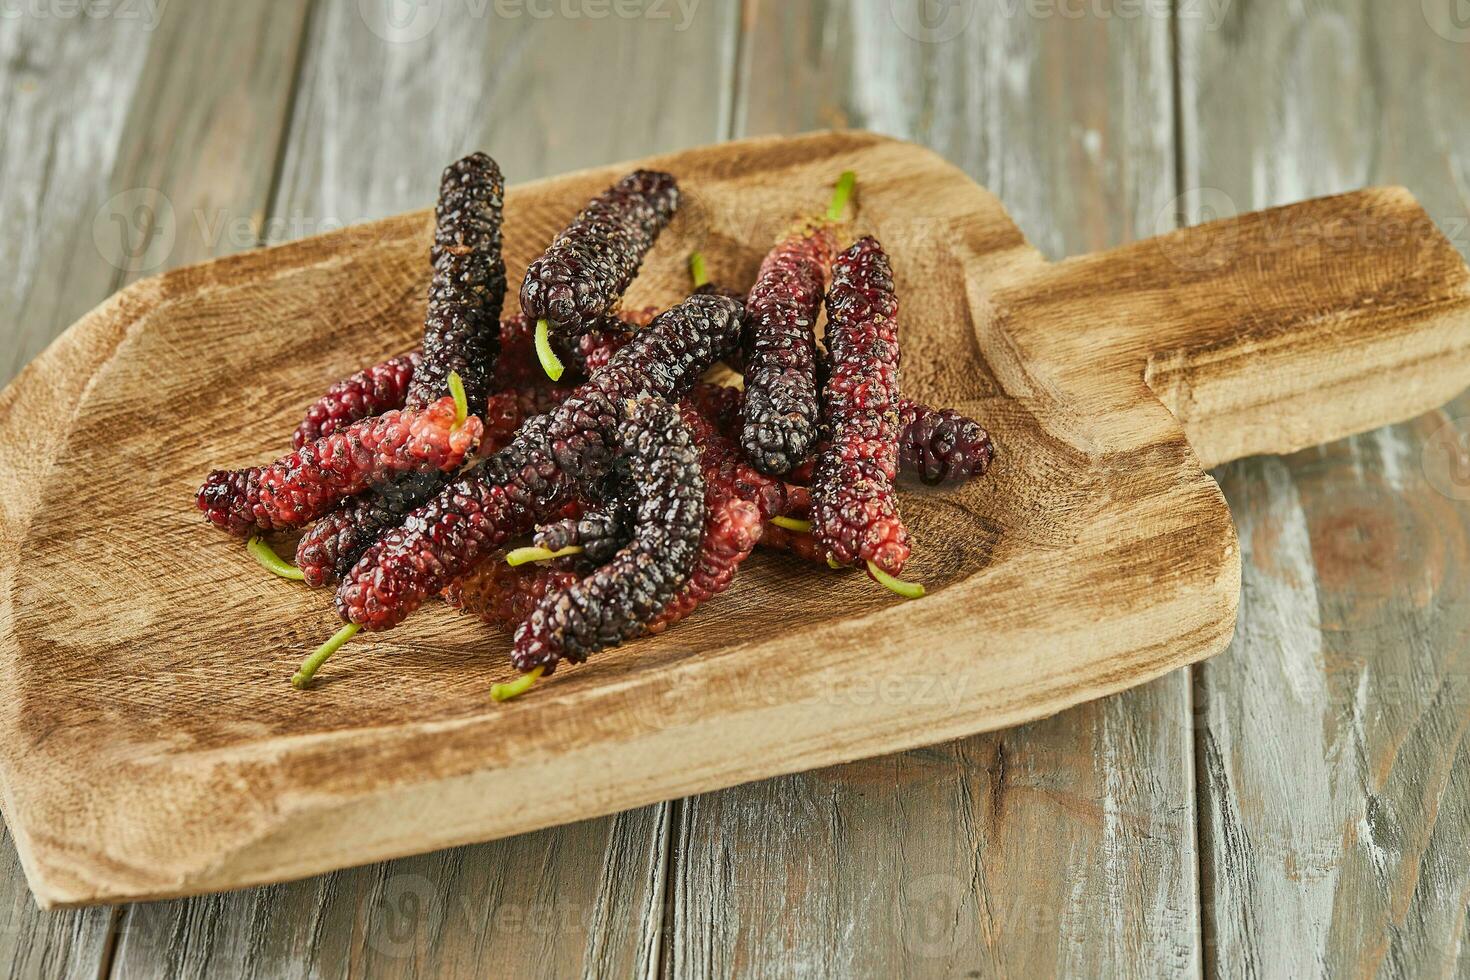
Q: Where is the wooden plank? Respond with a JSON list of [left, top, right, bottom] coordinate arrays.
[[667, 2, 1199, 976], [0, 2, 307, 975], [1182, 3, 1470, 976], [108, 1, 738, 974]]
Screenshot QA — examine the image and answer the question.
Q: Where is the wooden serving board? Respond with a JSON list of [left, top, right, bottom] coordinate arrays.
[[2, 131, 1469, 908]]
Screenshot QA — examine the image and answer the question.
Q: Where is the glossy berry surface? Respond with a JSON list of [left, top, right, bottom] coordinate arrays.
[[197, 397, 482, 536], [810, 236, 912, 576], [519, 170, 678, 341]]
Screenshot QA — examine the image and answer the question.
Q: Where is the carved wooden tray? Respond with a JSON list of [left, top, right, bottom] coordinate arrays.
[[3, 132, 1468, 905]]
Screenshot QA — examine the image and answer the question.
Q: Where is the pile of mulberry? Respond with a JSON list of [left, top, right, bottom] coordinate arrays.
[[333, 291, 744, 632], [512, 397, 705, 674]]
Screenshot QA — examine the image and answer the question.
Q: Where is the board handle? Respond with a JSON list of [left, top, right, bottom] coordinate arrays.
[[1052, 187, 1470, 467]]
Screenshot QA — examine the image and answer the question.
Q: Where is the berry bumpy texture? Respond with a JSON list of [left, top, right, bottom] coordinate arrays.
[[495, 310, 648, 389], [294, 351, 421, 449], [897, 400, 995, 485], [520, 170, 679, 343], [292, 385, 568, 587], [334, 292, 745, 631], [196, 397, 482, 536], [445, 560, 580, 632], [406, 152, 507, 412], [810, 236, 912, 576], [740, 222, 838, 475], [288, 155, 507, 579], [512, 397, 705, 674]]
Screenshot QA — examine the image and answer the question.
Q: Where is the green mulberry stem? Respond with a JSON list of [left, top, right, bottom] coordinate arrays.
[[866, 561, 925, 599], [534, 319, 565, 381], [491, 665, 544, 702], [247, 535, 305, 580], [448, 370, 469, 427], [689, 251, 709, 288], [506, 544, 583, 566], [827, 170, 857, 222], [769, 515, 811, 532], [292, 622, 361, 688]]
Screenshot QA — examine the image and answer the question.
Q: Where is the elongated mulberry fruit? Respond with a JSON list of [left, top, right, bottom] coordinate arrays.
[[512, 397, 705, 674], [197, 397, 482, 536], [534, 509, 629, 567], [520, 170, 678, 351], [740, 224, 838, 474], [293, 384, 566, 588], [810, 236, 912, 579], [294, 351, 421, 449], [406, 153, 506, 412], [335, 292, 744, 632], [295, 471, 449, 588]]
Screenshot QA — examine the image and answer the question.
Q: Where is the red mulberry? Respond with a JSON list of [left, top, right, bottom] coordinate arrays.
[[294, 351, 421, 449], [197, 397, 482, 536], [445, 560, 580, 633], [292, 385, 564, 588], [334, 292, 744, 632], [810, 236, 917, 592], [511, 397, 705, 676]]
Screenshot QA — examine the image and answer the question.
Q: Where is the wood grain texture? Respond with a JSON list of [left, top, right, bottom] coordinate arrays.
[[107, 1, 741, 974], [0, 2, 309, 973], [1182, 2, 1470, 976], [3, 129, 1467, 912], [672, 4, 1198, 976]]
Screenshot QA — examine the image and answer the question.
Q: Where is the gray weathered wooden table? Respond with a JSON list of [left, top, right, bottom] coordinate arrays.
[[2, 1, 1468, 976]]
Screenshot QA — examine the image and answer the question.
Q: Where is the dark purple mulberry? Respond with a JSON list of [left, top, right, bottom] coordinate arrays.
[[519, 170, 678, 345], [897, 400, 995, 485], [810, 236, 912, 581], [512, 397, 705, 674], [294, 351, 421, 449], [534, 508, 630, 567], [406, 152, 506, 412], [334, 291, 744, 631], [740, 222, 838, 474]]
